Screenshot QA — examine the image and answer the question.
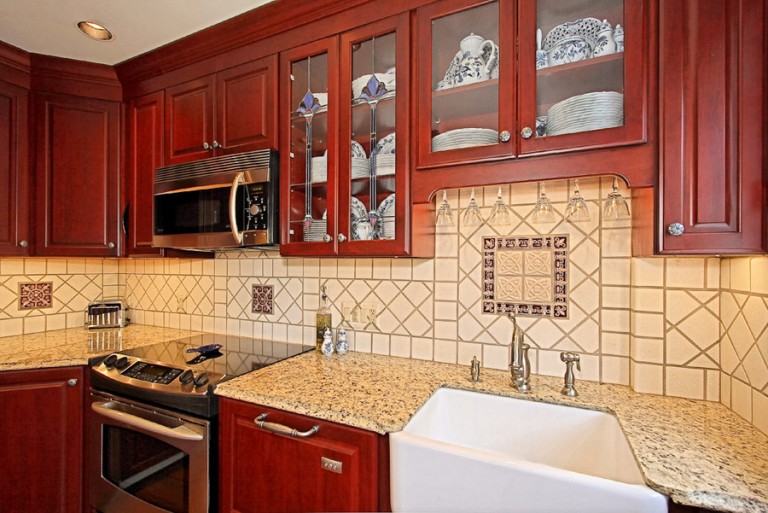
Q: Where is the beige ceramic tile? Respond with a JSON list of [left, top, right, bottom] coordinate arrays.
[[752, 391, 768, 436], [631, 336, 664, 364], [602, 355, 630, 385], [631, 362, 663, 394], [602, 286, 630, 309], [750, 257, 768, 295], [729, 257, 751, 292], [411, 337, 433, 361], [602, 332, 630, 356], [731, 378, 753, 422], [632, 312, 664, 339], [433, 339, 457, 364], [720, 372, 732, 407], [631, 258, 664, 287], [706, 370, 720, 402]]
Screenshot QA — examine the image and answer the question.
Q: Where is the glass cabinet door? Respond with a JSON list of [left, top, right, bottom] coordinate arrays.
[[339, 14, 410, 255], [417, 0, 516, 168], [518, 0, 646, 154], [280, 38, 339, 255]]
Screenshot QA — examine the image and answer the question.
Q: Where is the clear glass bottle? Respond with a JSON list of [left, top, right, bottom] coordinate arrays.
[[316, 285, 332, 350]]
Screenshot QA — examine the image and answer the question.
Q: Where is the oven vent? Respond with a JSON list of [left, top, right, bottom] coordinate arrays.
[[155, 149, 276, 183]]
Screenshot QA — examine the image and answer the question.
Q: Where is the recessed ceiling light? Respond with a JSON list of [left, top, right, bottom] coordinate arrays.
[[77, 21, 114, 41]]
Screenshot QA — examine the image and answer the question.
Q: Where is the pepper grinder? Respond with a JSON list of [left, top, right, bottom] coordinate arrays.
[[335, 327, 348, 355]]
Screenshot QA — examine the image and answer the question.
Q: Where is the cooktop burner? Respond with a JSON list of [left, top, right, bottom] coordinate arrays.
[[89, 334, 313, 418]]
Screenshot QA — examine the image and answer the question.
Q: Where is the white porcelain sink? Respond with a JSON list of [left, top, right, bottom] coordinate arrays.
[[390, 388, 667, 513]]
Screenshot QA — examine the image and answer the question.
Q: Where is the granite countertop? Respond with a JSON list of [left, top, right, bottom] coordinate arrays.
[[216, 351, 768, 513], [0, 325, 200, 370]]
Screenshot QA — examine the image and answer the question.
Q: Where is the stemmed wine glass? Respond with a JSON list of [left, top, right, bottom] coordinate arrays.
[[487, 187, 512, 225], [530, 182, 556, 223], [603, 177, 631, 220], [435, 190, 455, 226], [462, 188, 484, 225], [565, 179, 590, 222]]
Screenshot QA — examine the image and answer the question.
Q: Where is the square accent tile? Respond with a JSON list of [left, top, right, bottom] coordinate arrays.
[[19, 282, 54, 310], [251, 285, 274, 314], [482, 235, 569, 318]]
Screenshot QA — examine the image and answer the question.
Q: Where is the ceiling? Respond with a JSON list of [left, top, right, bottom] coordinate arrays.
[[0, 0, 274, 66]]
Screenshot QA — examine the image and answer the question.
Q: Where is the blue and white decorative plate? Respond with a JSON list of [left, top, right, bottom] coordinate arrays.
[[372, 133, 396, 156]]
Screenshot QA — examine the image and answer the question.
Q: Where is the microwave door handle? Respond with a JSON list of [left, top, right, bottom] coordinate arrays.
[[229, 172, 245, 245], [91, 402, 204, 441]]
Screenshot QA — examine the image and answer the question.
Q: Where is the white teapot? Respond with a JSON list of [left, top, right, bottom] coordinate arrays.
[[437, 33, 499, 89]]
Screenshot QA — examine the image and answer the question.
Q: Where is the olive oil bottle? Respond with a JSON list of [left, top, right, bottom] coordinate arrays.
[[316, 285, 332, 350]]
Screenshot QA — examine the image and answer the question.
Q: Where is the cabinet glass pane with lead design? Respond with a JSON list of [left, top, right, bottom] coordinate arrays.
[[430, 2, 500, 153], [288, 53, 329, 244], [348, 32, 397, 242], [534, 0, 624, 139]]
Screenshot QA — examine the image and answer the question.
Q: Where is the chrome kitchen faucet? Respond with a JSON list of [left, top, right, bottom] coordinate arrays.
[[509, 313, 531, 393]]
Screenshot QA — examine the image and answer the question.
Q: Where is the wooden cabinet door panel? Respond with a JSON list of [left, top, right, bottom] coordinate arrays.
[[126, 91, 164, 256], [165, 76, 215, 165], [219, 398, 379, 513], [659, 0, 766, 253], [217, 55, 277, 154], [0, 366, 84, 513], [34, 93, 120, 256], [0, 80, 30, 255]]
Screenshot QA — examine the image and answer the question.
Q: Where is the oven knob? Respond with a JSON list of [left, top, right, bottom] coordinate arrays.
[[249, 204, 262, 216], [103, 354, 118, 368], [193, 372, 210, 387], [179, 369, 195, 384], [115, 356, 130, 370]]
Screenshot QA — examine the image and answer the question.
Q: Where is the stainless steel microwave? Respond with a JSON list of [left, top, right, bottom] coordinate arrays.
[[153, 150, 279, 250]]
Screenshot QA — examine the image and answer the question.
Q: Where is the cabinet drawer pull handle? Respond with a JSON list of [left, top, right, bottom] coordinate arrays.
[[499, 130, 511, 142], [667, 223, 685, 236], [520, 127, 533, 139], [254, 413, 319, 438]]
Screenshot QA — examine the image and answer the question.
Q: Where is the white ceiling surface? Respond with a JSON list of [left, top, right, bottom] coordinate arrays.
[[0, 0, 274, 65]]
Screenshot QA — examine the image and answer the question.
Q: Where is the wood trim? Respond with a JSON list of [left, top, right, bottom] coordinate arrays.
[[0, 40, 32, 88], [30, 54, 122, 101]]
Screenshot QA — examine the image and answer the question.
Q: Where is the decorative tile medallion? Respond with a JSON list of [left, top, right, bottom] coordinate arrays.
[[19, 282, 54, 310], [252, 285, 274, 314], [482, 235, 568, 318]]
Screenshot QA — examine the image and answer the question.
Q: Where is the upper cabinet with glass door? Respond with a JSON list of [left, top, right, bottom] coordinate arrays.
[[280, 38, 339, 257], [417, 0, 516, 168], [416, 0, 648, 169], [518, 0, 647, 154], [338, 14, 410, 256]]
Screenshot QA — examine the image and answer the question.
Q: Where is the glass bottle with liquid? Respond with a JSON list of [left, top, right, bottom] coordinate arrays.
[[316, 285, 332, 350]]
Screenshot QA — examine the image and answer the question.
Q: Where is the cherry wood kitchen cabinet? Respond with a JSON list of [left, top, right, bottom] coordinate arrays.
[[34, 92, 121, 257], [0, 366, 84, 513], [164, 55, 277, 165], [0, 79, 30, 256], [219, 398, 384, 513], [280, 16, 433, 257], [633, 0, 767, 255], [412, 0, 656, 200], [125, 91, 164, 256]]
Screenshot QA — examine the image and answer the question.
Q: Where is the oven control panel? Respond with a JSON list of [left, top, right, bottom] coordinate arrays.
[[123, 362, 183, 385]]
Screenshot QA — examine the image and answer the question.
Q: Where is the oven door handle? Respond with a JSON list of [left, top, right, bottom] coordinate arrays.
[[228, 172, 245, 245], [92, 402, 204, 441], [254, 413, 320, 438]]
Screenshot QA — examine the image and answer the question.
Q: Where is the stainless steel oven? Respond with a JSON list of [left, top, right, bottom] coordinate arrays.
[[88, 391, 212, 513], [87, 335, 312, 513]]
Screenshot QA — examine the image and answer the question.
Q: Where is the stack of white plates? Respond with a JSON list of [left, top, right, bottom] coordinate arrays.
[[546, 91, 623, 136], [378, 193, 395, 240], [374, 154, 396, 176], [431, 128, 498, 152], [303, 219, 327, 242], [311, 156, 327, 183], [351, 157, 371, 179]]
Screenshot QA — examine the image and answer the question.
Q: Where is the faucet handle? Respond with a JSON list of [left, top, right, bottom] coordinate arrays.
[[560, 351, 581, 371], [470, 356, 481, 383]]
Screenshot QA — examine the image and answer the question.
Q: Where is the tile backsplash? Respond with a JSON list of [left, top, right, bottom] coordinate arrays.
[[0, 177, 765, 436]]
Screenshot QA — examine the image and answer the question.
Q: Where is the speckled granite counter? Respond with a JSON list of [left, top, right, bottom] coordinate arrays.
[[0, 325, 200, 370], [216, 351, 768, 513]]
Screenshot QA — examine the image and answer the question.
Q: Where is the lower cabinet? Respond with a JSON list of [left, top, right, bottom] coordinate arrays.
[[219, 397, 386, 513], [0, 366, 84, 513]]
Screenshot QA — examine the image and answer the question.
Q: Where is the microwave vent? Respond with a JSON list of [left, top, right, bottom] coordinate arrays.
[[155, 149, 274, 183]]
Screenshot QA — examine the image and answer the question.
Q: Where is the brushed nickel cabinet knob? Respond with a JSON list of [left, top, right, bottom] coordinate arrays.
[[667, 223, 685, 236], [499, 130, 511, 142], [520, 127, 533, 139]]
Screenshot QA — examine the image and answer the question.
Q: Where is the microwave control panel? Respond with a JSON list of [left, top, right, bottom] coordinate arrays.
[[243, 183, 269, 231]]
